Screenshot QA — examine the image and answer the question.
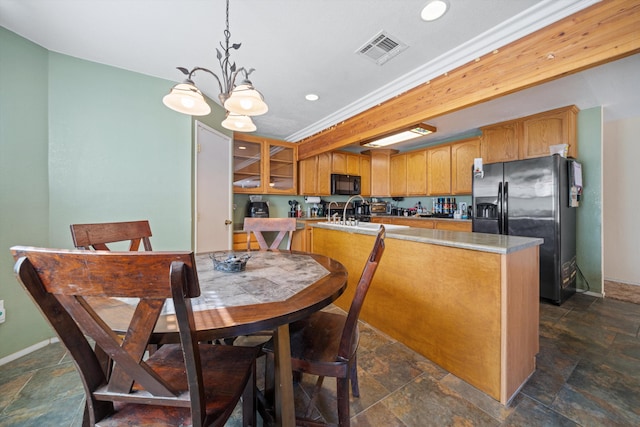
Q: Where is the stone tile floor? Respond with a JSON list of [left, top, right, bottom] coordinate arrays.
[[1, 293, 639, 426]]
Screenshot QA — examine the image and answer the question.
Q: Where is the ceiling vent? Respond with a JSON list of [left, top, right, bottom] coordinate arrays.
[[357, 31, 408, 65]]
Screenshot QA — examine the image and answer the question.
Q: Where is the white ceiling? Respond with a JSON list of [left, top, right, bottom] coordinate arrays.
[[1, 0, 637, 152]]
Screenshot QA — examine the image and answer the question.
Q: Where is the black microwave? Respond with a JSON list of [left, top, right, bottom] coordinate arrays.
[[331, 174, 361, 195]]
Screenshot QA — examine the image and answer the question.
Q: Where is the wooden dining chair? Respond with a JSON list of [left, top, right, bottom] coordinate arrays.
[[243, 217, 297, 251], [262, 226, 386, 427], [11, 246, 260, 427], [70, 220, 153, 251]]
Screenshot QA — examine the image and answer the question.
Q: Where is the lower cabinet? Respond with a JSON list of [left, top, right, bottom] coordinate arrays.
[[233, 232, 259, 251], [291, 219, 325, 252], [370, 216, 471, 232]]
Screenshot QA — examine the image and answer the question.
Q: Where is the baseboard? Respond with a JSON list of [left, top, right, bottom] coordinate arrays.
[[0, 337, 59, 367]]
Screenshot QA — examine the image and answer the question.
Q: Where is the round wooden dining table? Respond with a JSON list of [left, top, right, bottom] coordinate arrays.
[[92, 250, 348, 427]]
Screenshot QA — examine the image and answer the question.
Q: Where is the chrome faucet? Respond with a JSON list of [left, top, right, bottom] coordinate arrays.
[[327, 201, 339, 223], [344, 195, 365, 226]]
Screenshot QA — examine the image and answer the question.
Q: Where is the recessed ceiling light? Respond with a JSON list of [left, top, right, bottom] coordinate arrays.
[[421, 0, 448, 21], [305, 94, 319, 101]]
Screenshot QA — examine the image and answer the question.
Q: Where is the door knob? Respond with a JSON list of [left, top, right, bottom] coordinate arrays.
[[224, 220, 232, 225]]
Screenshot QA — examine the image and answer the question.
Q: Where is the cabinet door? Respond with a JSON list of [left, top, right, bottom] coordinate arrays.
[[427, 145, 451, 195], [267, 143, 296, 193], [233, 139, 263, 193], [522, 106, 578, 159], [480, 122, 521, 163], [346, 154, 360, 175], [298, 156, 317, 195], [370, 151, 391, 196], [451, 137, 480, 195], [390, 154, 407, 196], [360, 156, 371, 197], [406, 150, 427, 195], [317, 152, 332, 195], [331, 152, 347, 174]]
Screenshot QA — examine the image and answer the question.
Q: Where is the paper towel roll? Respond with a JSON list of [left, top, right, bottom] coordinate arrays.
[[305, 196, 321, 204]]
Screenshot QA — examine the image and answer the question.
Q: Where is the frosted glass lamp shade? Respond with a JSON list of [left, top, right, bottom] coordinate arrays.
[[163, 81, 211, 116], [221, 113, 257, 132], [223, 82, 268, 116]]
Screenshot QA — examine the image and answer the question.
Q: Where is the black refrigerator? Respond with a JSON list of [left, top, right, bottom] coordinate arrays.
[[472, 155, 579, 304]]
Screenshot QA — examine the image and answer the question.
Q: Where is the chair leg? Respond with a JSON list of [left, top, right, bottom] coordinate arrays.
[[242, 363, 256, 427], [336, 377, 351, 427], [349, 354, 360, 398]]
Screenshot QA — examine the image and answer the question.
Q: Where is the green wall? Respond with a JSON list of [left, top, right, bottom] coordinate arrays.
[[576, 107, 603, 294], [0, 27, 217, 360], [47, 53, 193, 250], [0, 27, 53, 356]]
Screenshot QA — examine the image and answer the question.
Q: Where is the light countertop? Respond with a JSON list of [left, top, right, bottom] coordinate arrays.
[[311, 222, 542, 255]]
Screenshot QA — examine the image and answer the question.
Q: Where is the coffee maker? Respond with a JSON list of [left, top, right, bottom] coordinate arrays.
[[246, 201, 269, 218]]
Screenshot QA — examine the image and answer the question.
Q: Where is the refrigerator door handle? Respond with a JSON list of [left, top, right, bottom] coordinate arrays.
[[497, 182, 503, 234], [504, 181, 509, 235]]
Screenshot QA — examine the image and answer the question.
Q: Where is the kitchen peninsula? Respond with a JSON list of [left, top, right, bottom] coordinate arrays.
[[310, 222, 542, 404]]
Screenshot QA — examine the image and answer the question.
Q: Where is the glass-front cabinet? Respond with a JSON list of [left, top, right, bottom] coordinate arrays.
[[233, 134, 297, 194], [233, 139, 262, 191]]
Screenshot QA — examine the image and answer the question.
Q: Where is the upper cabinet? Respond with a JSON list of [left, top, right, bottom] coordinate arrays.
[[298, 156, 317, 195], [427, 145, 451, 196], [389, 153, 407, 196], [481, 105, 578, 163], [234, 134, 297, 194], [521, 105, 578, 159], [296, 106, 578, 198], [233, 138, 262, 191], [332, 151, 361, 175], [298, 151, 341, 196], [368, 149, 395, 197], [480, 122, 521, 164], [406, 150, 427, 195], [451, 137, 480, 195], [360, 156, 371, 197]]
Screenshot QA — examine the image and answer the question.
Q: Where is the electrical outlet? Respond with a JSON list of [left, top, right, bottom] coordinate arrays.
[[0, 300, 5, 323]]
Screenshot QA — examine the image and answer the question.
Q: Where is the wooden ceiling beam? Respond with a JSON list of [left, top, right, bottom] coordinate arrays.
[[297, 0, 640, 160]]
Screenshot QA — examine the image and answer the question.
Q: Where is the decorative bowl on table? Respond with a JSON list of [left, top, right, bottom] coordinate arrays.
[[210, 252, 251, 272]]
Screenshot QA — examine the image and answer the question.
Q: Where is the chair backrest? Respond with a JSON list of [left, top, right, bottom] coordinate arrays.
[[243, 217, 297, 251], [70, 220, 153, 251], [10, 246, 203, 425], [337, 225, 385, 360]]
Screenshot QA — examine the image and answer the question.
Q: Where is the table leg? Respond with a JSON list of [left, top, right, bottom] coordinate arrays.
[[273, 324, 295, 427]]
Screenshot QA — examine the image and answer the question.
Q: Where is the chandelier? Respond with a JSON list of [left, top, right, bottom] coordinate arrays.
[[162, 0, 268, 132]]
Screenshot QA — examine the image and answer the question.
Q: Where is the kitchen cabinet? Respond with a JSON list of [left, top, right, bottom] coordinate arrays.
[[481, 105, 578, 163], [298, 156, 317, 195], [233, 134, 297, 194], [480, 121, 521, 164], [317, 152, 332, 195], [291, 219, 325, 252], [427, 145, 451, 195], [232, 138, 262, 191], [331, 151, 360, 175], [389, 153, 407, 196], [371, 216, 471, 231], [451, 137, 480, 195], [232, 232, 259, 251], [360, 156, 371, 197], [435, 220, 472, 232], [298, 152, 332, 196], [522, 105, 578, 159], [367, 149, 396, 197], [406, 149, 428, 195]]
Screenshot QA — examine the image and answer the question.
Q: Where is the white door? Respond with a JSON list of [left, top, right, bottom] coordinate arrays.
[[195, 121, 233, 252]]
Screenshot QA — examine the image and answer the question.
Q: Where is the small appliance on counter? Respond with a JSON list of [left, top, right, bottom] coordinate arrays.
[[246, 195, 269, 218], [370, 202, 388, 214]]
